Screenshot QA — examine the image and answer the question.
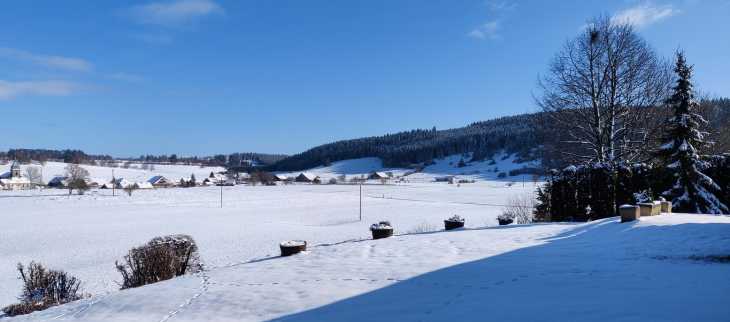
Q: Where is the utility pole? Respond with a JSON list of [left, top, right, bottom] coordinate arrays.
[[220, 177, 223, 208], [359, 183, 362, 221], [112, 169, 115, 196]]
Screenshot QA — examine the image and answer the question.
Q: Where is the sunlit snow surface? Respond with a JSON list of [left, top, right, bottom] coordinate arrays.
[[2, 156, 729, 321]]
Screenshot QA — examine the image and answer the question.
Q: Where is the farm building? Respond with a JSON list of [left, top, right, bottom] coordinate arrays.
[[296, 173, 318, 182]]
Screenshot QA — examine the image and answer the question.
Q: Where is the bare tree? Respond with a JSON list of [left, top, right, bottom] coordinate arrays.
[[535, 14, 671, 164], [24, 165, 42, 189], [149, 164, 155, 171], [500, 190, 537, 224], [123, 184, 136, 196], [63, 164, 89, 195]]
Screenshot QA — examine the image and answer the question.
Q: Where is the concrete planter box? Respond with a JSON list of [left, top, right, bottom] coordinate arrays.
[[280, 240, 307, 256], [637, 203, 659, 216], [660, 201, 672, 213], [652, 201, 661, 215], [444, 220, 465, 230], [371, 228, 393, 239], [619, 205, 640, 222]]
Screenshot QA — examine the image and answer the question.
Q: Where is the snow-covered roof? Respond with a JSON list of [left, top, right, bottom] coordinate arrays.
[[134, 182, 154, 189], [1, 177, 31, 184], [148, 176, 172, 184], [48, 177, 68, 184], [298, 173, 318, 180], [0, 172, 11, 179]]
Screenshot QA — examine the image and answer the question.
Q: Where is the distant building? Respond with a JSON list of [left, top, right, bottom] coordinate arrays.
[[435, 176, 457, 184], [296, 173, 318, 182], [147, 176, 175, 188], [133, 182, 154, 190], [367, 171, 390, 180], [0, 161, 32, 190], [114, 178, 134, 189], [47, 176, 68, 188]]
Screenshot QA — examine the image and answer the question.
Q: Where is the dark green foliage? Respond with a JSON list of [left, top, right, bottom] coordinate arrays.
[[657, 52, 728, 214], [615, 163, 634, 206], [497, 172, 507, 179], [589, 163, 616, 219], [271, 114, 542, 171], [458, 158, 467, 168], [533, 182, 552, 222]]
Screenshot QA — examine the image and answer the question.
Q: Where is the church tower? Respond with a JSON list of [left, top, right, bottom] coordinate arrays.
[[11, 160, 20, 177]]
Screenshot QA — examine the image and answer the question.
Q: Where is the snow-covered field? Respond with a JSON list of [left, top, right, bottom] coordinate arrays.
[[2, 156, 729, 321]]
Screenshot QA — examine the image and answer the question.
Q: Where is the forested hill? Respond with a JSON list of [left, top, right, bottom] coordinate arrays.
[[271, 113, 543, 171]]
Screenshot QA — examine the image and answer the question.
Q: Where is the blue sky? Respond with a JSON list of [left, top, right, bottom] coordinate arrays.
[[1, 1, 728, 158]]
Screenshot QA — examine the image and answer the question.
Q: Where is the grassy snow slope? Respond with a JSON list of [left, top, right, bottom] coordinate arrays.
[[6, 214, 730, 321]]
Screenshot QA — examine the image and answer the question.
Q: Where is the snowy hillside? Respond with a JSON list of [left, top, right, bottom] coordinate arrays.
[[2, 155, 728, 321]]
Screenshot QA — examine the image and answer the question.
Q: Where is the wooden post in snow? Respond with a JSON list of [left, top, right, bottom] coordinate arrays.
[[359, 183, 362, 221]]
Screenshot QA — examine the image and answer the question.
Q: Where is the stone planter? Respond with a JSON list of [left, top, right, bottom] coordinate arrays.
[[652, 201, 661, 215], [280, 240, 306, 256], [444, 220, 465, 230], [497, 218, 513, 225], [619, 205, 640, 222], [637, 203, 659, 216], [660, 201, 672, 213], [371, 228, 393, 239]]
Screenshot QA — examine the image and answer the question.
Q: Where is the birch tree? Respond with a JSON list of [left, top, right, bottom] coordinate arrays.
[[535, 14, 670, 164]]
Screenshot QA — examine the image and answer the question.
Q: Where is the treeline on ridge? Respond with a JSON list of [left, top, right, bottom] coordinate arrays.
[[270, 114, 543, 172]]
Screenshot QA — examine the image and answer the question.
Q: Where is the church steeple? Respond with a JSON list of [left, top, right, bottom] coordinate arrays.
[[11, 160, 20, 177]]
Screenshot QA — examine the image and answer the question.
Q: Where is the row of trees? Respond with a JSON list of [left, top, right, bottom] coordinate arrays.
[[271, 114, 541, 171], [533, 14, 728, 218]]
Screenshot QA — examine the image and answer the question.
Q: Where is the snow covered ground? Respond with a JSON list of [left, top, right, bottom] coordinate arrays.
[[2, 155, 729, 321]]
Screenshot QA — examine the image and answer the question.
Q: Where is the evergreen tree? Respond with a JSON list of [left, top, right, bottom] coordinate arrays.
[[457, 158, 467, 168], [189, 174, 197, 187], [657, 52, 728, 214]]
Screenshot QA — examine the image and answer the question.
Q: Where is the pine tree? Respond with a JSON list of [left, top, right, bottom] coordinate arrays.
[[189, 173, 197, 187], [457, 158, 467, 168], [657, 52, 728, 214]]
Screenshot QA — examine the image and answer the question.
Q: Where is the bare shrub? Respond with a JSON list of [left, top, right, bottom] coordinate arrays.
[[115, 234, 203, 290], [328, 178, 337, 184], [123, 184, 136, 196], [1, 261, 87, 317], [406, 220, 439, 234], [500, 190, 537, 224]]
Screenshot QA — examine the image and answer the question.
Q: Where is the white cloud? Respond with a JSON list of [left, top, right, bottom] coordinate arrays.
[[0, 80, 87, 100], [122, 0, 225, 28], [108, 73, 146, 83], [0, 47, 94, 72], [468, 20, 502, 40], [488, 1, 516, 12], [613, 2, 680, 28]]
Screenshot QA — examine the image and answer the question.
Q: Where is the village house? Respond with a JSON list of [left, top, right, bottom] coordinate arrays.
[[296, 172, 318, 182], [47, 176, 68, 188], [133, 182, 154, 190], [435, 176, 458, 184], [366, 171, 390, 180], [114, 178, 134, 189], [147, 175, 175, 188], [0, 161, 33, 190]]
